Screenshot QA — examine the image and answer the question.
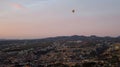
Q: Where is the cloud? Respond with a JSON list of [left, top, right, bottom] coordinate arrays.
[[11, 3, 26, 10]]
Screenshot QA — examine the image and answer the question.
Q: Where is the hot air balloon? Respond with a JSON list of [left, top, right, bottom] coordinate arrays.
[[72, 9, 75, 13]]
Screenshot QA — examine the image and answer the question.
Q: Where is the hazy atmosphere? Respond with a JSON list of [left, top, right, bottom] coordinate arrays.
[[0, 0, 120, 39]]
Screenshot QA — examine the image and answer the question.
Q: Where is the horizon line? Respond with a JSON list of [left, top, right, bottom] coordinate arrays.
[[0, 35, 120, 40]]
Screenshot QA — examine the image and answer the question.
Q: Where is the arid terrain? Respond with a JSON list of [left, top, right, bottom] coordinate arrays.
[[0, 35, 120, 67]]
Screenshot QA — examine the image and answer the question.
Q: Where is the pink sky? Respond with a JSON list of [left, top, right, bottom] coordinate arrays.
[[0, 0, 120, 39]]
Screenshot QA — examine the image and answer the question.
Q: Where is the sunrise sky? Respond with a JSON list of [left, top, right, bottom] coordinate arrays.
[[0, 0, 120, 39]]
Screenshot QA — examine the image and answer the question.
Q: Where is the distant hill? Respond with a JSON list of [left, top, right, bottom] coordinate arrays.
[[0, 35, 120, 45], [40, 35, 120, 42]]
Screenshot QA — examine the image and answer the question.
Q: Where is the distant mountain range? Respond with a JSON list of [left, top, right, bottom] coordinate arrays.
[[0, 35, 120, 46], [40, 35, 120, 42], [0, 35, 120, 42]]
